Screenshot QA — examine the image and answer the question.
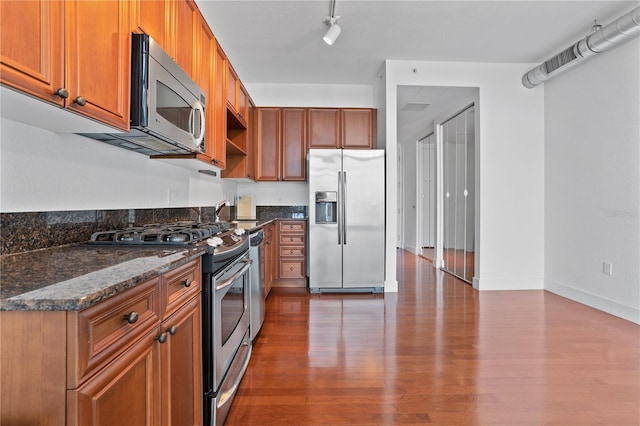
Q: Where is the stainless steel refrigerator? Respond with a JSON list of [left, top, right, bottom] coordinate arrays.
[[308, 149, 385, 292]]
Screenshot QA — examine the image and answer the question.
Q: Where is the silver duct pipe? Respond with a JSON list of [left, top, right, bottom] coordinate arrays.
[[522, 6, 640, 88]]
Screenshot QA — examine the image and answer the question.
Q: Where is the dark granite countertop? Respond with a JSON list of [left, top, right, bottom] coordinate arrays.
[[0, 244, 207, 311]]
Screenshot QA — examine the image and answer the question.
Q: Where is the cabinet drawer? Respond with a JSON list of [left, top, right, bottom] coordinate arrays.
[[278, 221, 305, 232], [67, 278, 161, 387], [161, 258, 201, 319], [278, 234, 305, 245], [279, 246, 305, 258], [279, 260, 305, 279]]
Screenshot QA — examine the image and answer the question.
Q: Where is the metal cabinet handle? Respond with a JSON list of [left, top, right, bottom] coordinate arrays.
[[54, 88, 69, 99], [182, 278, 192, 288], [156, 332, 168, 343], [74, 96, 87, 106], [290, 250, 294, 254], [290, 267, 294, 271], [167, 325, 178, 335], [123, 311, 139, 324]]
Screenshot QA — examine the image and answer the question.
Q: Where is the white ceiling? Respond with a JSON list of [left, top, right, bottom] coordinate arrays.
[[195, 0, 638, 142]]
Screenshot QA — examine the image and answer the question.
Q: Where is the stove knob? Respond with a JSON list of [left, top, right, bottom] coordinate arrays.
[[233, 228, 246, 236], [206, 237, 224, 247]]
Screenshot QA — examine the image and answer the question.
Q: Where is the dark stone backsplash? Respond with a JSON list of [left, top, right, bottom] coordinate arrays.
[[255, 205, 307, 221], [1, 205, 307, 255], [1, 207, 213, 255]]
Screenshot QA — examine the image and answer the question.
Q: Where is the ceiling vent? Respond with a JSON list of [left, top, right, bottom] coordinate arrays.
[[522, 6, 640, 88], [401, 102, 430, 111]]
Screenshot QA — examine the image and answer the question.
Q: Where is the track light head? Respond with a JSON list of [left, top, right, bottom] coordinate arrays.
[[323, 16, 341, 45]]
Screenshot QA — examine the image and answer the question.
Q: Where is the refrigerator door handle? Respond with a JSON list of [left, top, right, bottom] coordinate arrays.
[[342, 171, 347, 245], [338, 171, 343, 245]]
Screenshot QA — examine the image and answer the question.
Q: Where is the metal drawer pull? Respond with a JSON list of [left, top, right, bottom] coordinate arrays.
[[182, 278, 192, 287], [156, 332, 168, 344], [167, 325, 178, 335], [123, 311, 139, 324], [74, 96, 86, 106]]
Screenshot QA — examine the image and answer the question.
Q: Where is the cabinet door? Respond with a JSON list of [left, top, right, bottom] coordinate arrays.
[[238, 85, 248, 123], [255, 108, 281, 181], [246, 102, 256, 180], [308, 108, 340, 148], [341, 108, 375, 149], [67, 329, 161, 426], [264, 224, 275, 297], [281, 108, 307, 181], [226, 64, 238, 112], [0, 0, 64, 105], [131, 0, 171, 52], [195, 14, 215, 163], [65, 0, 130, 130], [160, 296, 202, 426], [173, 0, 198, 79], [211, 41, 227, 168]]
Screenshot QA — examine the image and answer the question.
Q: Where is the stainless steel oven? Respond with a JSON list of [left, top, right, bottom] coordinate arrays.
[[87, 221, 252, 426], [202, 237, 252, 426]]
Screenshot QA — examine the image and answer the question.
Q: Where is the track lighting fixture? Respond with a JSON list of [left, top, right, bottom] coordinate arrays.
[[323, 0, 341, 45]]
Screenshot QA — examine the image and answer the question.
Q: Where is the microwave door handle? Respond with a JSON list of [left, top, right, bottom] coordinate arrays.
[[193, 100, 205, 149]]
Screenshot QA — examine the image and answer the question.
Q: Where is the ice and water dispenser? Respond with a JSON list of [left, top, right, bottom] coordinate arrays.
[[315, 191, 337, 224]]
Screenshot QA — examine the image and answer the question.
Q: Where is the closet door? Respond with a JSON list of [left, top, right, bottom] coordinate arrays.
[[454, 113, 467, 279], [443, 120, 455, 273], [441, 105, 475, 283], [464, 108, 476, 282]]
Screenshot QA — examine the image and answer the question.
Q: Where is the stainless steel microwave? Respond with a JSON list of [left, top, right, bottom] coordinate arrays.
[[81, 34, 206, 156]]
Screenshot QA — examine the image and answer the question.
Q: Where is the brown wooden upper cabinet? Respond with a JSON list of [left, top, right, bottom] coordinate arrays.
[[307, 108, 340, 148], [341, 108, 377, 149], [172, 0, 198, 80], [308, 108, 376, 149], [226, 64, 248, 128], [255, 108, 307, 182], [1, 0, 131, 130], [193, 11, 216, 165], [255, 108, 281, 181], [132, 0, 172, 54], [212, 41, 227, 168], [281, 108, 307, 181]]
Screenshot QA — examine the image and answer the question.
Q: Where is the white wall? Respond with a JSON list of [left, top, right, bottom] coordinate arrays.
[[246, 83, 373, 108], [0, 118, 228, 212], [385, 60, 546, 291], [544, 39, 640, 324]]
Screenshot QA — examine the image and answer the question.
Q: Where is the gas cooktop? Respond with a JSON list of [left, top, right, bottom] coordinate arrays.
[[88, 222, 232, 246]]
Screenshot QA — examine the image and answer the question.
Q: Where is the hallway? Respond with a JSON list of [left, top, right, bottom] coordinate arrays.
[[226, 251, 640, 425]]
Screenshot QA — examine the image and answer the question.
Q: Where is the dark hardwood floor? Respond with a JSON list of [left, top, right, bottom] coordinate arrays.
[[225, 250, 640, 425]]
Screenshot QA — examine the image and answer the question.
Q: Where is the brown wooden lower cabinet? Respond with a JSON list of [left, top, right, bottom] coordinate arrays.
[[67, 328, 161, 426], [0, 258, 203, 426], [263, 222, 275, 297], [273, 220, 307, 288]]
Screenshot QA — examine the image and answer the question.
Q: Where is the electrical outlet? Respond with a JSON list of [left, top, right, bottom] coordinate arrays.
[[167, 188, 178, 205], [603, 261, 613, 276]]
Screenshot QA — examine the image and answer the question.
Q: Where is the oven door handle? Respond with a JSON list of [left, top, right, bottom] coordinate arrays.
[[215, 259, 252, 291]]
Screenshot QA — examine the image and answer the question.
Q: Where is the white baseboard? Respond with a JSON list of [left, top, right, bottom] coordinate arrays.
[[546, 280, 640, 325], [384, 279, 398, 293], [474, 276, 544, 291]]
